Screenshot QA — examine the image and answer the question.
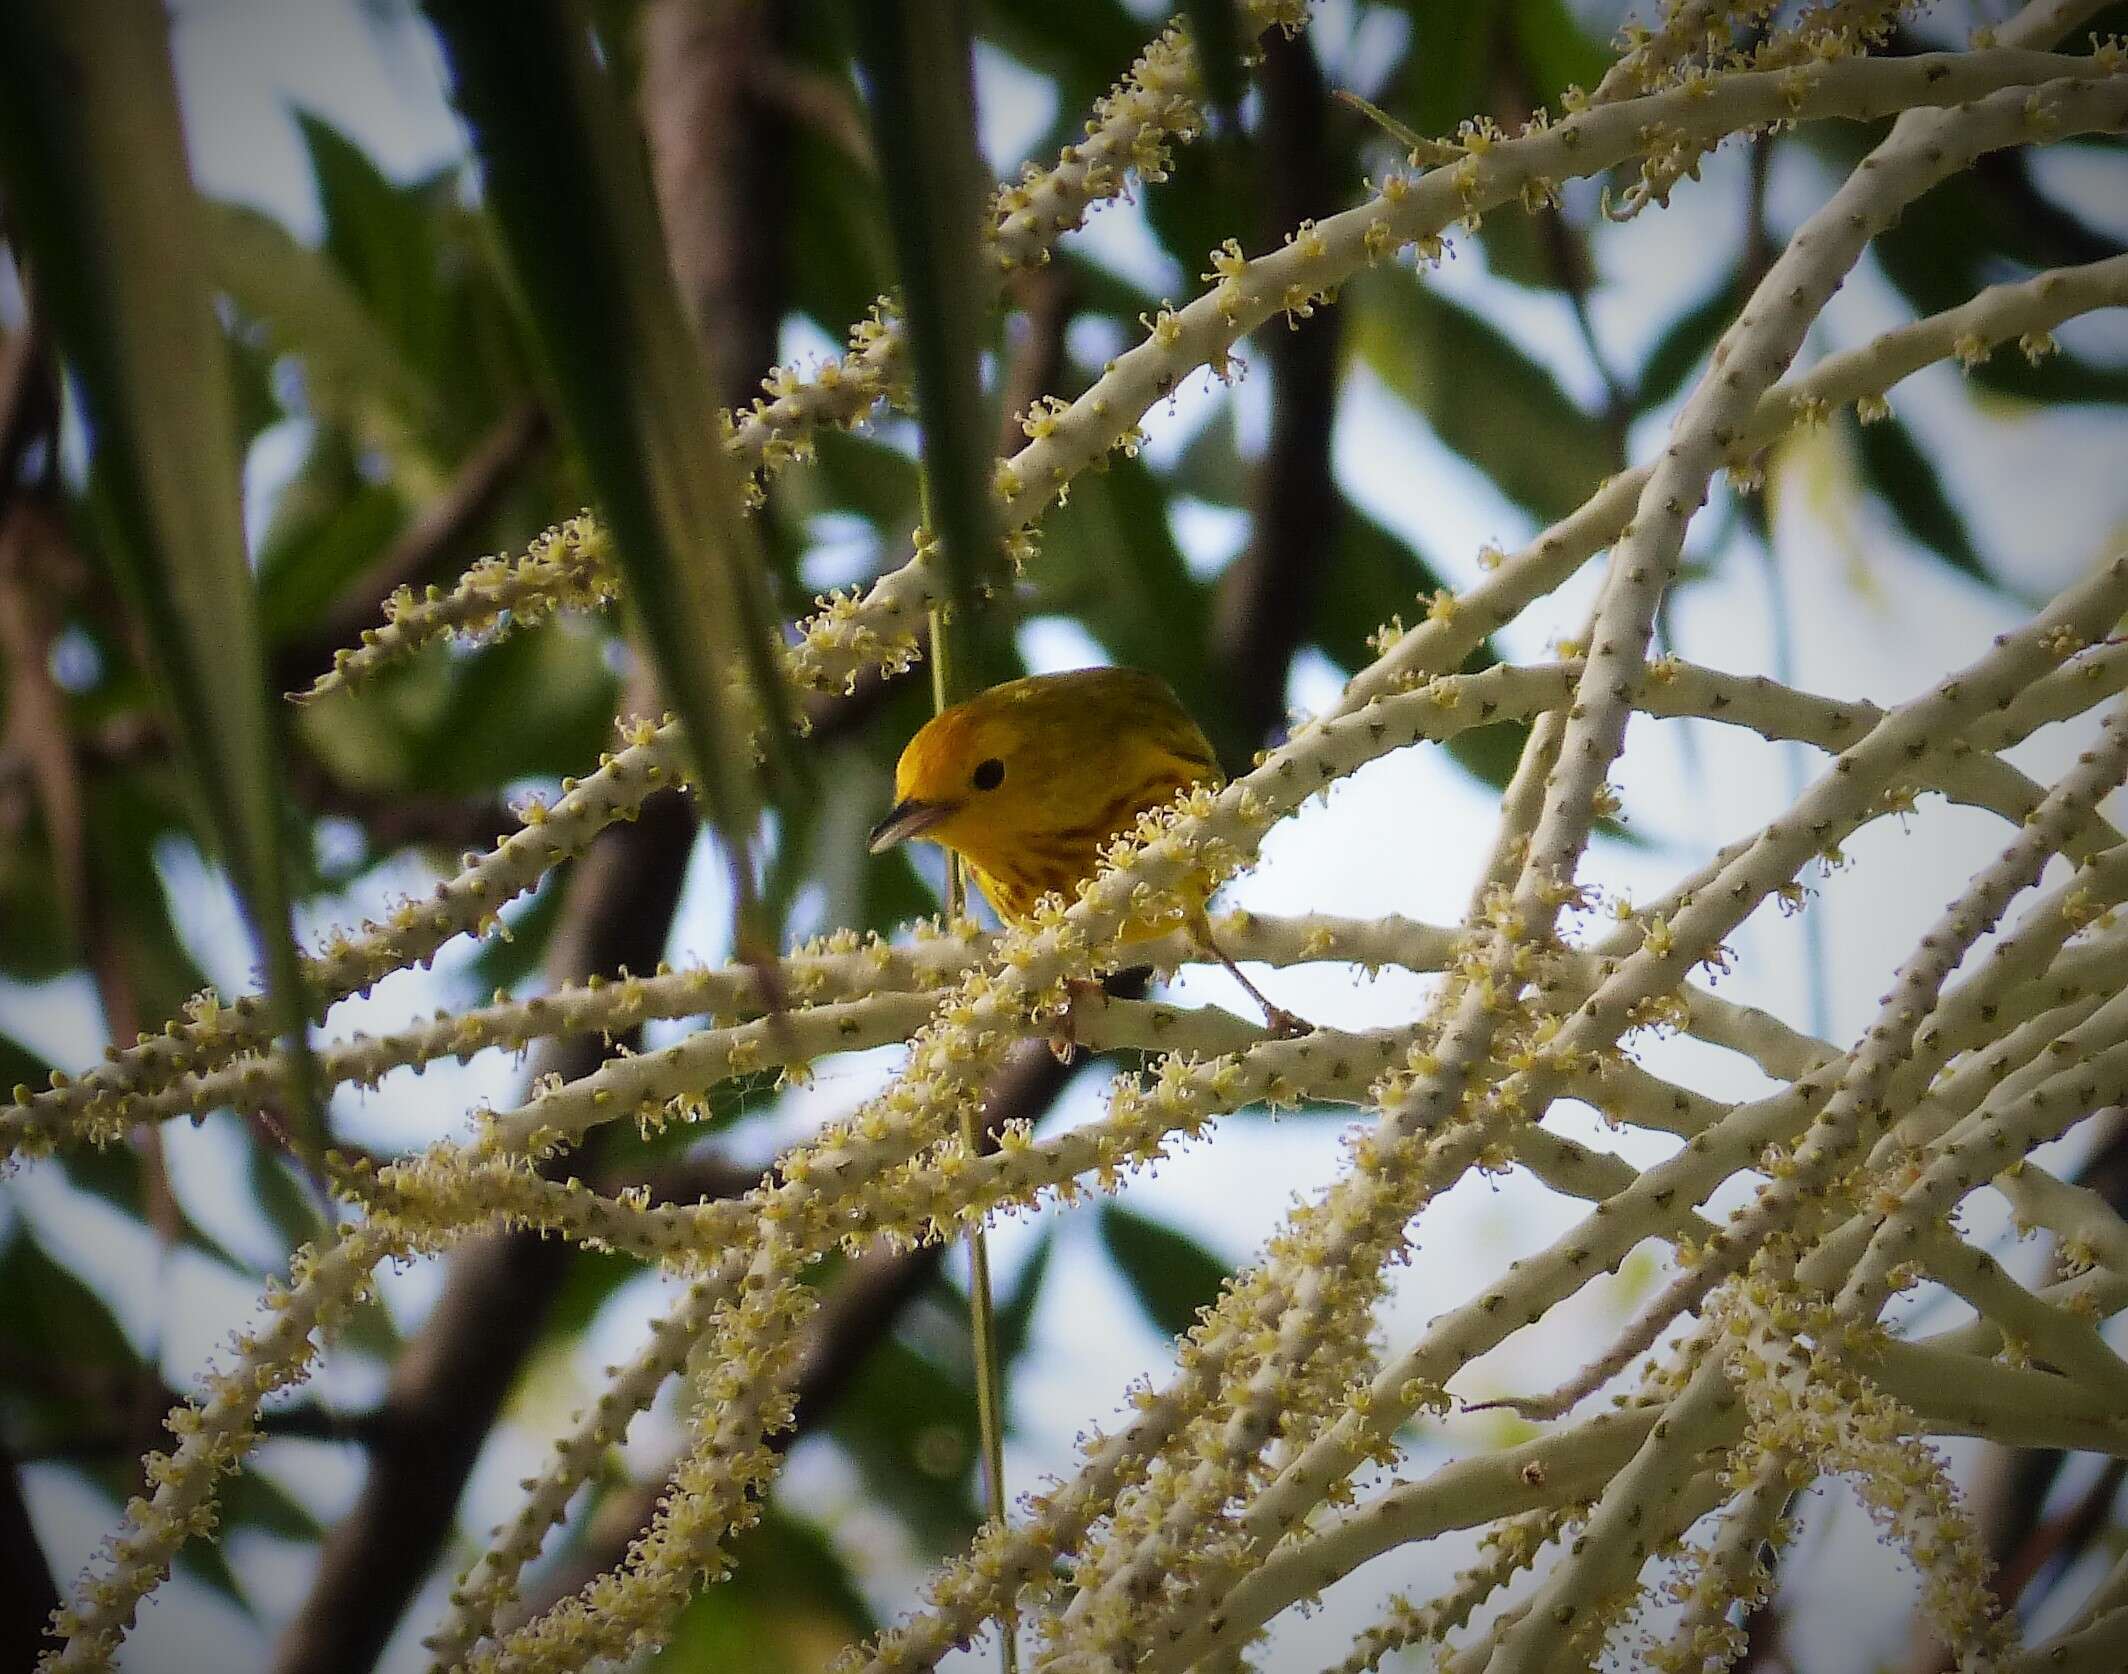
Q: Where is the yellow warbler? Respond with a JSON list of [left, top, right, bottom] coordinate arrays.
[[867, 667, 1303, 1035]]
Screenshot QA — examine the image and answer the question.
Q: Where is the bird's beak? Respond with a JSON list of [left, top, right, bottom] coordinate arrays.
[[868, 797, 954, 854]]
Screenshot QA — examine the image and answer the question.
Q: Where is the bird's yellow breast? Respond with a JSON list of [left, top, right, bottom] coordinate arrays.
[[959, 769, 1210, 933]]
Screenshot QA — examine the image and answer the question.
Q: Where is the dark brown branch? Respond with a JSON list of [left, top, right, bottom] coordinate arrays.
[[1208, 28, 1341, 767], [0, 1440, 60, 1671]]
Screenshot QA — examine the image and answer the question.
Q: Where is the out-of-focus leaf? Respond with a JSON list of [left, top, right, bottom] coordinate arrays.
[[784, 428, 923, 535], [0, 1229, 135, 1377], [1143, 117, 1254, 295], [1960, 338, 2128, 407], [0, 1030, 53, 1103], [95, 774, 215, 1043], [1849, 409, 2011, 597], [250, 1145, 329, 1254], [202, 197, 441, 471], [1308, 501, 1461, 677], [977, 0, 1146, 151], [1385, 0, 1495, 140], [830, 1335, 980, 1552], [0, 0, 321, 1154], [787, 125, 895, 348], [175, 1520, 253, 1611], [787, 739, 938, 937], [1475, 209, 1560, 292], [996, 1228, 1055, 1365], [471, 872, 566, 993], [1181, 0, 1246, 143], [1868, 148, 2119, 317], [1814, 129, 2128, 405], [296, 620, 615, 799], [1098, 1202, 1229, 1339], [295, 113, 452, 384], [1055, 248, 1163, 334], [1508, 0, 1611, 104], [0, 825, 72, 981], [1034, 453, 1218, 722], [1637, 274, 1745, 412], [223, 1469, 323, 1544], [853, 0, 1005, 695], [255, 450, 405, 644], [424, 0, 789, 954], [646, 1507, 870, 1672], [1170, 407, 1250, 507], [418, 628, 617, 796], [1348, 266, 1612, 522], [546, 1248, 644, 1343]]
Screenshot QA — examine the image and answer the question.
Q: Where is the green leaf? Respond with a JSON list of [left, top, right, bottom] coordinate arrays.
[[1637, 274, 1745, 412], [294, 112, 455, 387], [851, 0, 1007, 696], [253, 445, 406, 644], [830, 1336, 980, 1552], [1385, 0, 1496, 141], [0, 823, 72, 981], [423, 0, 791, 957], [1508, 0, 1611, 105], [202, 196, 441, 471], [416, 628, 618, 797], [1181, 0, 1246, 141], [1823, 134, 2128, 406], [786, 128, 895, 350], [647, 1507, 871, 1671], [1169, 406, 1249, 507], [0, 0, 322, 1154], [222, 1469, 323, 1544], [0, 1030, 54, 1104], [1960, 337, 2128, 407], [1097, 1201, 1230, 1339], [784, 428, 923, 534], [1033, 453, 1218, 721], [1348, 265, 1613, 523], [1307, 501, 1462, 677], [0, 1229, 135, 1377], [249, 1145, 329, 1255], [545, 1247, 644, 1343], [1849, 409, 2007, 596], [976, 0, 1147, 147], [996, 1229, 1055, 1365], [783, 738, 938, 938]]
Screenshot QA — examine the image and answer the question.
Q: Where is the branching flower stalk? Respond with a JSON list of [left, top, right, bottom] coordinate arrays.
[[1029, 50, 2128, 1662], [297, 2, 1312, 704], [11, 226, 2124, 1165]]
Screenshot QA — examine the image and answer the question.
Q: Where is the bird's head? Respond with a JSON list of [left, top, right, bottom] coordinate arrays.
[[866, 688, 1039, 863]]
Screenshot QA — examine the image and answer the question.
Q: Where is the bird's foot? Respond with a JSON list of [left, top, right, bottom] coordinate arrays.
[[1048, 977, 1103, 1063], [1261, 1004, 1312, 1040]]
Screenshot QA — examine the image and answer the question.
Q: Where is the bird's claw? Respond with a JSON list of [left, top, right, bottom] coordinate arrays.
[[1263, 1006, 1311, 1040], [1049, 977, 1101, 1063]]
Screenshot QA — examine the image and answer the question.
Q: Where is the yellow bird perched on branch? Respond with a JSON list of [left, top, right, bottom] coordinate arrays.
[[867, 667, 1305, 1040]]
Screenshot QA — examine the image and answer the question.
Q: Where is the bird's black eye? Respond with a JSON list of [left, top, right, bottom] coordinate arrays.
[[972, 757, 1005, 791]]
